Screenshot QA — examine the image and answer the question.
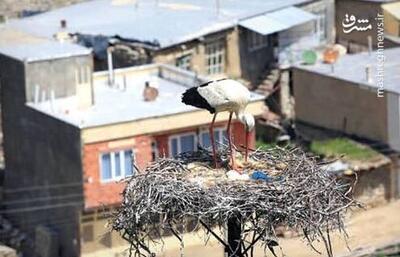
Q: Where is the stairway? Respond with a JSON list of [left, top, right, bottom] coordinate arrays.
[[254, 68, 281, 96]]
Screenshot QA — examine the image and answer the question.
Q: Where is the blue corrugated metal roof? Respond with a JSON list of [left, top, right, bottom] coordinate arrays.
[[239, 6, 316, 35], [7, 0, 313, 48]]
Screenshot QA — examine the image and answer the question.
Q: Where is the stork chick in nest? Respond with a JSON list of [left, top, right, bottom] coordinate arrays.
[[182, 78, 255, 169]]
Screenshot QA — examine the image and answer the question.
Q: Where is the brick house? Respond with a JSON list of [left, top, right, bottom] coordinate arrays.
[[7, 0, 335, 86], [0, 26, 264, 256]]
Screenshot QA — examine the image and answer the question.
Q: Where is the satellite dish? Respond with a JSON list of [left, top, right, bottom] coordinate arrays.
[[302, 50, 317, 65]]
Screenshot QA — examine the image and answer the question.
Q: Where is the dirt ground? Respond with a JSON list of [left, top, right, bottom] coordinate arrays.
[[85, 200, 400, 257]]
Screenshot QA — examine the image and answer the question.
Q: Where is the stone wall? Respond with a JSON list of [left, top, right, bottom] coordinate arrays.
[[0, 0, 88, 19]]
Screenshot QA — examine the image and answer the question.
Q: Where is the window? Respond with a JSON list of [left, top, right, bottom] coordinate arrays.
[[205, 39, 225, 75], [100, 149, 135, 182], [248, 31, 269, 51], [176, 54, 192, 70], [169, 133, 197, 157], [151, 141, 159, 161], [199, 128, 228, 149], [315, 9, 327, 41]]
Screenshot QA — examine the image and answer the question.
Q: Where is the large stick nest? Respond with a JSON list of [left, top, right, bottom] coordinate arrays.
[[111, 146, 360, 257]]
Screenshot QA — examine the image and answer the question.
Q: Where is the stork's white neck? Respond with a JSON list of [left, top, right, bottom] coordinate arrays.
[[236, 109, 255, 132], [236, 110, 246, 123]]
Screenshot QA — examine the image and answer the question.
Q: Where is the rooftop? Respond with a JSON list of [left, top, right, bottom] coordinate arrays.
[[0, 26, 91, 62], [6, 0, 312, 49], [28, 64, 264, 128], [382, 1, 400, 20], [294, 47, 400, 95]]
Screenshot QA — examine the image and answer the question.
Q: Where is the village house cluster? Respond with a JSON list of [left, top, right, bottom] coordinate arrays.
[[0, 0, 399, 256]]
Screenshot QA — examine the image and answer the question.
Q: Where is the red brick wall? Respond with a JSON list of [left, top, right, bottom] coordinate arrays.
[[82, 120, 256, 209], [82, 135, 152, 209], [232, 122, 256, 150]]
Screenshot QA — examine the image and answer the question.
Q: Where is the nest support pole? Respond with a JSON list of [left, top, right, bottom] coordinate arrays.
[[226, 217, 244, 257]]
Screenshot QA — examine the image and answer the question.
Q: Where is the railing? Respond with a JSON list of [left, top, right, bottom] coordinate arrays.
[[158, 64, 208, 88]]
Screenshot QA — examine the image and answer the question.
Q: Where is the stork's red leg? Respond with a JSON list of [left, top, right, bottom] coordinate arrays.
[[209, 113, 219, 168], [226, 112, 236, 169]]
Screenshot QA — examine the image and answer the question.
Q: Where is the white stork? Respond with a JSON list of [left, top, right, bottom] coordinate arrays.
[[182, 78, 255, 169]]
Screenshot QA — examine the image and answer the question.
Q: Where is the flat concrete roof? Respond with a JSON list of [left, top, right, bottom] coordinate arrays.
[[0, 26, 91, 62], [294, 47, 400, 95], [28, 64, 265, 128], [6, 0, 312, 49]]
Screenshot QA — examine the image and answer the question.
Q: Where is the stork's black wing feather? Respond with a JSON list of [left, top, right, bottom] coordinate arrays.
[[199, 78, 228, 87], [181, 87, 216, 114]]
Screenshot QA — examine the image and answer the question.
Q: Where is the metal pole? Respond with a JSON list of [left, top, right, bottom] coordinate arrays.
[[107, 47, 115, 86], [226, 217, 243, 257]]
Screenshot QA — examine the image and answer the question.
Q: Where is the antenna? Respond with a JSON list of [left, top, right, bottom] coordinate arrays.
[[50, 90, 55, 112], [107, 47, 115, 87], [123, 75, 127, 91], [41, 89, 47, 103], [367, 36, 372, 55]]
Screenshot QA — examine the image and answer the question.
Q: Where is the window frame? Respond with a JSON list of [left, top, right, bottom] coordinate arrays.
[[168, 132, 198, 157], [314, 8, 327, 41], [205, 39, 226, 75], [99, 148, 136, 183], [176, 54, 192, 71], [199, 127, 228, 148]]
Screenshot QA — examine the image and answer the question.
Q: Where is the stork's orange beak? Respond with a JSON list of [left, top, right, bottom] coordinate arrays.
[[245, 131, 250, 162]]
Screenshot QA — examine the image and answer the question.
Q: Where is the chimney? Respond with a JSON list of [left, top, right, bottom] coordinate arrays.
[[143, 81, 159, 101], [60, 19, 67, 29], [107, 47, 115, 86], [54, 19, 69, 42], [365, 65, 372, 83]]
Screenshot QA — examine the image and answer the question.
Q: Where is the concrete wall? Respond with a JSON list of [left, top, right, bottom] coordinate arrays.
[[25, 55, 93, 103], [80, 212, 126, 254], [387, 92, 400, 151], [0, 54, 84, 257], [352, 164, 392, 207], [293, 68, 389, 143]]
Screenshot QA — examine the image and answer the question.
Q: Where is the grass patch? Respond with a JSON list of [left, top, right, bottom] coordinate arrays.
[[310, 138, 378, 161], [256, 140, 276, 150]]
